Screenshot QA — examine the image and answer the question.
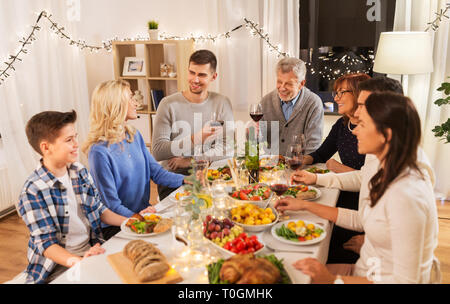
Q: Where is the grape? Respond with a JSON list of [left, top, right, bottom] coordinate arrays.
[[208, 223, 216, 232], [215, 225, 221, 232], [210, 231, 218, 239]]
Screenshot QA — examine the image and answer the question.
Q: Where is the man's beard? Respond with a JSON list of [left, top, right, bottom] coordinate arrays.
[[190, 86, 203, 95]]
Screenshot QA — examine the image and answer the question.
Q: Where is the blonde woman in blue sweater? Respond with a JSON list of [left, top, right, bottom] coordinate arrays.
[[82, 80, 186, 240]]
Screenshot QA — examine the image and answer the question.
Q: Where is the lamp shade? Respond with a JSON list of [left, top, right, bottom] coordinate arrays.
[[373, 32, 434, 75]]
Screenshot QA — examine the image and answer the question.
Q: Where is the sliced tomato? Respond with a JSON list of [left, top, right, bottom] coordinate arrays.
[[239, 192, 249, 200], [298, 236, 306, 241], [263, 189, 271, 199], [241, 188, 252, 195], [250, 196, 261, 201], [232, 191, 239, 198]]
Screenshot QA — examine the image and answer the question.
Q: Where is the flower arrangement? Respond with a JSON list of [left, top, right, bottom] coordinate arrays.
[[182, 165, 212, 220]]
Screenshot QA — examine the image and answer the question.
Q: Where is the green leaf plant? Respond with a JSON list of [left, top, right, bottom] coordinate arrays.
[[432, 77, 450, 144]]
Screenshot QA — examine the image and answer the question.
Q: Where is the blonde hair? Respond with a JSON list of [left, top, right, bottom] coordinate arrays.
[[82, 79, 136, 155]]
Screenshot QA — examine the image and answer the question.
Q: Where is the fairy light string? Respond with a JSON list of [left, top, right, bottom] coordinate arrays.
[[1, 4, 448, 85]]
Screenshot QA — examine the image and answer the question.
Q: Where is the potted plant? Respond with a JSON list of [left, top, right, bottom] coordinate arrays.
[[432, 77, 450, 143], [148, 20, 159, 40]]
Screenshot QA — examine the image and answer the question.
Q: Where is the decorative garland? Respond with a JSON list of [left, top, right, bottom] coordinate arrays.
[[1, 4, 449, 86], [0, 12, 291, 86], [425, 2, 450, 31]]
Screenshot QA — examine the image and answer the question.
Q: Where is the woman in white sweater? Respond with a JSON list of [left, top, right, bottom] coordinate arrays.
[[275, 92, 440, 284]]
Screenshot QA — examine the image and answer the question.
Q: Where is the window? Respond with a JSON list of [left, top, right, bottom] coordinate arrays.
[[299, 0, 396, 111]]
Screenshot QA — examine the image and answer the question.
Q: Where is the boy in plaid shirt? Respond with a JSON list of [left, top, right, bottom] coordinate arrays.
[[17, 110, 128, 283]]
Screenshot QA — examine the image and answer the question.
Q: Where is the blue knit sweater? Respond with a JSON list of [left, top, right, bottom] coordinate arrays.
[[88, 131, 184, 220]]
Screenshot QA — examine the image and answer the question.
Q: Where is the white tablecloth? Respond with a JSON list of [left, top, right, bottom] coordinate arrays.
[[52, 163, 340, 284]]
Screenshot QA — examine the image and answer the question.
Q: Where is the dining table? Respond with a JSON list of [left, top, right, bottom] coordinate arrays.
[[52, 161, 340, 284]]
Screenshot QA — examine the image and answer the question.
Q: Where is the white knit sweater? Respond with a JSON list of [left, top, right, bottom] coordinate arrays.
[[316, 150, 440, 283]]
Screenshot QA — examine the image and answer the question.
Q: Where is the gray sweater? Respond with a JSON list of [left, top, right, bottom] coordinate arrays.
[[260, 87, 324, 156], [152, 91, 234, 166]]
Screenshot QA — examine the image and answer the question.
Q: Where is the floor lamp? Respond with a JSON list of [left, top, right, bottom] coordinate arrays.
[[373, 31, 434, 95]]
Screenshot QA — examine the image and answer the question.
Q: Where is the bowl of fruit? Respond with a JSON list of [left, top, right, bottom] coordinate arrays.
[[229, 203, 279, 232], [203, 215, 264, 257], [228, 183, 273, 208]]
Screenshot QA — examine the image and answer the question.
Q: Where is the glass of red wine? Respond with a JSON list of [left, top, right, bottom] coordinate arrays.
[[286, 144, 304, 184], [210, 112, 224, 127], [249, 103, 263, 122]]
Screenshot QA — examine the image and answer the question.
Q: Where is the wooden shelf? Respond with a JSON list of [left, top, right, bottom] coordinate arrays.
[[112, 40, 194, 146], [136, 104, 156, 114]]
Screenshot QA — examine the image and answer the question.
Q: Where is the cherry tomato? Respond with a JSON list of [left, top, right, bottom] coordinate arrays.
[[255, 243, 263, 250], [236, 241, 245, 251], [247, 247, 255, 253], [245, 239, 254, 248], [231, 247, 238, 253], [250, 235, 258, 242], [298, 236, 306, 242], [232, 191, 239, 198], [239, 192, 249, 200], [240, 249, 248, 254], [263, 189, 271, 199]]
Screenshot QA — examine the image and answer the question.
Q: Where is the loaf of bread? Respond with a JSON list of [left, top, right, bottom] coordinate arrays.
[[123, 240, 170, 282], [153, 218, 173, 233]]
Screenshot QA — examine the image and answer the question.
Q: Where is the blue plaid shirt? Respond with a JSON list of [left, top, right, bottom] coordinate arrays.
[[17, 161, 107, 284]]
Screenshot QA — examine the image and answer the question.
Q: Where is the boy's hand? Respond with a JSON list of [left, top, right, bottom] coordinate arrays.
[[83, 243, 105, 259]]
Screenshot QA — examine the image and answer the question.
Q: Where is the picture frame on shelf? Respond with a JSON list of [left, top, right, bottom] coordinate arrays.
[[122, 57, 146, 76]]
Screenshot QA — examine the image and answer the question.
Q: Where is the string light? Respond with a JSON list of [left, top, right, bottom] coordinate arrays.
[[4, 3, 447, 86], [0, 12, 293, 86], [425, 2, 450, 31]]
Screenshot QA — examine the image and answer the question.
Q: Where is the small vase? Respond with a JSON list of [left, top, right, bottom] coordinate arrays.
[[148, 29, 159, 40]]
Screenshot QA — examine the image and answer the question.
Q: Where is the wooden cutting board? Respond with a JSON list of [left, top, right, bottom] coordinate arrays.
[[107, 252, 183, 284]]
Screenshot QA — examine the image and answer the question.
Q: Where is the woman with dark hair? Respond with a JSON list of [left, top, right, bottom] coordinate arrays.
[[297, 73, 370, 264], [275, 92, 440, 283]]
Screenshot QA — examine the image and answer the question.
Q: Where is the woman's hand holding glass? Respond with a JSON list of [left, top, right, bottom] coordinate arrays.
[[291, 170, 317, 185]]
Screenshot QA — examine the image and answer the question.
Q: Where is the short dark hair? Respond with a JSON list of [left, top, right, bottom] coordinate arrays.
[[26, 110, 77, 155], [189, 49, 217, 72], [358, 76, 404, 95]]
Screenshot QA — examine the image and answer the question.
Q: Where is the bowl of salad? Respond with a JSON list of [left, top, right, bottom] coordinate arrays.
[[228, 183, 273, 208]]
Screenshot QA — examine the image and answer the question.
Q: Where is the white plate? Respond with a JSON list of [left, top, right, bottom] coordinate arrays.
[[230, 206, 279, 232], [120, 213, 171, 237], [284, 185, 322, 201], [168, 187, 191, 203], [271, 220, 327, 245], [205, 236, 265, 258]]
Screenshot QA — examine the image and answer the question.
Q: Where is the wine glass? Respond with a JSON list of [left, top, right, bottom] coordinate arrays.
[[286, 144, 304, 184], [249, 103, 263, 122], [291, 134, 306, 154], [210, 112, 224, 128]]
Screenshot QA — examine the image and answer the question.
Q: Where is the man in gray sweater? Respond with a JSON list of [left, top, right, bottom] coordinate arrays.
[[260, 57, 323, 156], [152, 49, 234, 199]]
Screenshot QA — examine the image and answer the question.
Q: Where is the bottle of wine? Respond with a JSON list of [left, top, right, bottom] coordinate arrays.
[[245, 124, 259, 184]]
